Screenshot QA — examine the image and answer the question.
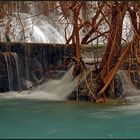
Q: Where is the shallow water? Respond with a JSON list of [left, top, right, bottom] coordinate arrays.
[[0, 98, 140, 139]]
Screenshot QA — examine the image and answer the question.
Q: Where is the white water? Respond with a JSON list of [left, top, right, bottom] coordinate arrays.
[[0, 10, 133, 44], [2, 63, 140, 103], [118, 70, 140, 103], [3, 52, 22, 91], [12, 53, 22, 91], [0, 65, 79, 101], [0, 13, 66, 44], [0, 10, 135, 101]]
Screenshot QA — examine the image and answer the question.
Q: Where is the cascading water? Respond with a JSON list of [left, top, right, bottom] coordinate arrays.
[[26, 64, 78, 100], [0, 65, 79, 101], [118, 70, 140, 103], [12, 53, 22, 91], [3, 52, 22, 91], [0, 13, 67, 44]]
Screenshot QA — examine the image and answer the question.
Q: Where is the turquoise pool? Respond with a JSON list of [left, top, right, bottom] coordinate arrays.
[[0, 98, 140, 139]]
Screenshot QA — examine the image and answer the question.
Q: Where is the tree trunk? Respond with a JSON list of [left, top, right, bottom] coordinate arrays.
[[97, 42, 132, 97], [100, 2, 127, 82], [73, 4, 82, 65]]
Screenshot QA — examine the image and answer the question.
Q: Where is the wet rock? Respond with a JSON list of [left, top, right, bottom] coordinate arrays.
[[0, 43, 75, 92], [0, 52, 9, 92]]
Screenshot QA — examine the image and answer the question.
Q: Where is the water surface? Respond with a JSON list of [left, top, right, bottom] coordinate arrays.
[[0, 98, 139, 139]]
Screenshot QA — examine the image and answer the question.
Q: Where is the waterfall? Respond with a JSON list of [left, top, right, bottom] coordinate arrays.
[[0, 64, 80, 101], [0, 43, 71, 93], [118, 70, 140, 97], [12, 53, 22, 91], [3, 53, 12, 90], [3, 52, 22, 91], [0, 42, 77, 101], [27, 64, 78, 100], [0, 13, 66, 44]]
